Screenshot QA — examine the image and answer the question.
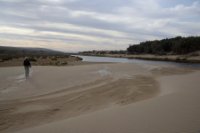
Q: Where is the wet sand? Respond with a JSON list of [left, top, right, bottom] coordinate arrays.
[[0, 63, 199, 133]]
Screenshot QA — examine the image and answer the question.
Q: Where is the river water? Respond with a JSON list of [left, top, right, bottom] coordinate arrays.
[[76, 55, 200, 68]]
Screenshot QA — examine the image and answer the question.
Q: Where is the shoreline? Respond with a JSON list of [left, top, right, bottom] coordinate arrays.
[[1, 53, 200, 67]]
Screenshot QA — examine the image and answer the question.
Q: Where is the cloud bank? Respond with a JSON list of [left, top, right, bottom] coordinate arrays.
[[0, 0, 199, 52]]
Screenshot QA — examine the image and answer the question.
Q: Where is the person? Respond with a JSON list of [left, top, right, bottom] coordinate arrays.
[[23, 57, 31, 79]]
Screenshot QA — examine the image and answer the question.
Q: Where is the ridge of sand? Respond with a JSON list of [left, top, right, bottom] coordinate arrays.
[[16, 71, 200, 133]]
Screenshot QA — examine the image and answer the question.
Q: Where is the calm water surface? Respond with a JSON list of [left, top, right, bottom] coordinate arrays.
[[76, 55, 200, 68]]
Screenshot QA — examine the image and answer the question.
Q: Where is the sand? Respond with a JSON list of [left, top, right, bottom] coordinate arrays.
[[0, 63, 199, 133]]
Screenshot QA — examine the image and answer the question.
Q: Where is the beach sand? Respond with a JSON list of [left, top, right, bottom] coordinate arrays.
[[0, 63, 199, 133]]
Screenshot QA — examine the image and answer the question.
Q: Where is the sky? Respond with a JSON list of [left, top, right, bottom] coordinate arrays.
[[0, 0, 199, 52]]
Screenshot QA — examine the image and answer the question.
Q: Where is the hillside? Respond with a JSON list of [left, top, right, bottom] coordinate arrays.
[[127, 36, 200, 55], [0, 46, 68, 57]]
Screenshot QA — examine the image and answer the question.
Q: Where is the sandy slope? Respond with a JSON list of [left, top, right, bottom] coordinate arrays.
[[0, 63, 199, 133]]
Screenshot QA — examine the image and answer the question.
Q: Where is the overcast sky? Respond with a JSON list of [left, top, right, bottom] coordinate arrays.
[[0, 0, 199, 52]]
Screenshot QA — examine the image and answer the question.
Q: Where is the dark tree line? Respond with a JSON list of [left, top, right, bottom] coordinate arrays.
[[127, 36, 200, 55]]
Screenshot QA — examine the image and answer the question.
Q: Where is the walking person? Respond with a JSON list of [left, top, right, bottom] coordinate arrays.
[[23, 57, 31, 79]]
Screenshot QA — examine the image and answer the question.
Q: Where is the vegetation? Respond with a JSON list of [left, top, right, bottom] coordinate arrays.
[[127, 36, 200, 55], [80, 36, 200, 56]]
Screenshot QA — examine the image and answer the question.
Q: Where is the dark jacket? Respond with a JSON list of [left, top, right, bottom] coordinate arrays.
[[23, 59, 31, 67]]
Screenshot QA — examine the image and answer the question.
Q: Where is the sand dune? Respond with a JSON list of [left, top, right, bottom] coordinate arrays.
[[0, 63, 199, 133]]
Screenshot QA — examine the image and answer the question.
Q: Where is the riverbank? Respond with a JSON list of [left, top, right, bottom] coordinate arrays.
[[80, 52, 200, 63], [0, 63, 200, 133], [0, 56, 83, 67]]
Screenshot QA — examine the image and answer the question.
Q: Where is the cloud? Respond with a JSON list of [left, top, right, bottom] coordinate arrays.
[[0, 0, 199, 52]]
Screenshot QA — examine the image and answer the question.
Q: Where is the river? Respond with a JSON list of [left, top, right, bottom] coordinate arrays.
[[76, 55, 200, 68]]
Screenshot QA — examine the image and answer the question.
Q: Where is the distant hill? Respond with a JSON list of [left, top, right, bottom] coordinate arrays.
[[0, 46, 69, 57]]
